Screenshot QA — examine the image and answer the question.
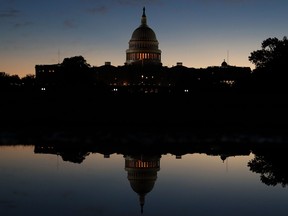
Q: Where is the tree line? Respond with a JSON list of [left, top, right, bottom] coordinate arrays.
[[0, 72, 35, 91], [1, 36, 288, 93]]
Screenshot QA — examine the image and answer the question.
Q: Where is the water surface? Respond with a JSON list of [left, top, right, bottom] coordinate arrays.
[[1, 144, 288, 216]]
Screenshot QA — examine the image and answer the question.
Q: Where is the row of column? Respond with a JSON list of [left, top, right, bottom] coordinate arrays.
[[127, 52, 161, 61]]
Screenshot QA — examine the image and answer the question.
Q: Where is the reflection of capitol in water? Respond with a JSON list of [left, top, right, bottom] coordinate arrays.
[[124, 155, 161, 214], [33, 140, 252, 213]]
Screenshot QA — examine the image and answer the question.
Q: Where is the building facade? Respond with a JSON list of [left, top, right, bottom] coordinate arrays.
[[34, 8, 251, 93]]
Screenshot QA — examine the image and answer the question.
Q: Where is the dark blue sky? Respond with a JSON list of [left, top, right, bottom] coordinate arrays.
[[1, 0, 288, 76]]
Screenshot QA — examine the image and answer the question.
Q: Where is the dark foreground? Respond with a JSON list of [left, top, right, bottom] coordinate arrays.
[[1, 91, 288, 154], [1, 91, 288, 129]]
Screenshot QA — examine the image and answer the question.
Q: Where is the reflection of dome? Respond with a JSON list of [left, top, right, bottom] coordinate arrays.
[[125, 155, 161, 214], [126, 7, 162, 65], [129, 174, 156, 195]]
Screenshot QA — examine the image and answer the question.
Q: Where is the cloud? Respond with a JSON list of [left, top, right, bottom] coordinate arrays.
[[13, 21, 33, 28], [79, 0, 109, 15], [87, 6, 108, 14], [80, 0, 162, 16], [196, 0, 256, 4], [115, 0, 162, 6], [63, 20, 78, 29], [0, 9, 20, 18]]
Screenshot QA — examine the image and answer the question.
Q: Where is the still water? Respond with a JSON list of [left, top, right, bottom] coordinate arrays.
[[1, 144, 288, 216]]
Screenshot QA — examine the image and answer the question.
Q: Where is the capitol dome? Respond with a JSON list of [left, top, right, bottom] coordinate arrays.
[[126, 7, 162, 65], [221, 59, 228, 67], [131, 25, 157, 41]]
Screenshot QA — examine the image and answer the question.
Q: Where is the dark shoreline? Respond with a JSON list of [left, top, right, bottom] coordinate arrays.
[[1, 124, 287, 165], [1, 91, 288, 129], [1, 93, 288, 163]]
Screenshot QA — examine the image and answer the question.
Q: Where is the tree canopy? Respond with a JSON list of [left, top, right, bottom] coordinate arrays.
[[249, 36, 288, 91], [249, 37, 288, 69], [56, 56, 95, 89], [61, 56, 91, 71], [248, 150, 288, 187]]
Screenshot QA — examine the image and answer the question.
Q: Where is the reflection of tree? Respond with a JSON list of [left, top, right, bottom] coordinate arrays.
[[248, 150, 288, 187], [59, 151, 90, 164], [34, 145, 90, 164]]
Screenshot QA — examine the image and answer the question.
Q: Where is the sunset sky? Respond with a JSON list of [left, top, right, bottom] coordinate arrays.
[[1, 0, 288, 77]]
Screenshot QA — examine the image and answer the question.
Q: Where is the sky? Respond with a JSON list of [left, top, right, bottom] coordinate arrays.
[[1, 0, 288, 77]]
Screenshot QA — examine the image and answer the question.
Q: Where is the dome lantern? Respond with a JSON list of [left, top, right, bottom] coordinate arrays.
[[141, 7, 147, 26]]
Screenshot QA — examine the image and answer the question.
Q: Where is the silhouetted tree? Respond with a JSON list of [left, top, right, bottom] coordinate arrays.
[[0, 72, 9, 89], [248, 150, 288, 187], [57, 56, 94, 90], [0, 72, 21, 91], [249, 36, 288, 91], [61, 56, 91, 71], [21, 74, 36, 89]]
